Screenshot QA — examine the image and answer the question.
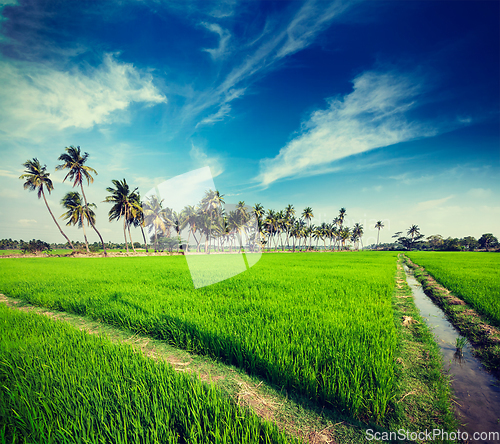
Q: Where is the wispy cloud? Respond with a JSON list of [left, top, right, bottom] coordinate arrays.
[[467, 188, 492, 199], [415, 195, 455, 212], [186, 0, 353, 128], [201, 22, 231, 60], [255, 70, 437, 187], [196, 104, 231, 127], [189, 143, 224, 177], [388, 172, 435, 185], [18, 218, 37, 226], [0, 53, 166, 141], [0, 168, 20, 178]]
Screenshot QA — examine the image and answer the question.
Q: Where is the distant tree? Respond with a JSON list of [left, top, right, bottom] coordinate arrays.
[[441, 237, 461, 251], [353, 223, 364, 250], [20, 239, 52, 254], [478, 233, 499, 251], [393, 226, 425, 250], [374, 221, 385, 248], [460, 236, 478, 251], [302, 207, 314, 249], [427, 234, 444, 251]]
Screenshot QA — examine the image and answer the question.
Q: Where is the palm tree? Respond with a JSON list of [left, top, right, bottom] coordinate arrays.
[[143, 195, 167, 252], [60, 191, 96, 253], [375, 221, 385, 248], [338, 208, 346, 229], [20, 158, 74, 250], [253, 203, 266, 250], [407, 225, 421, 242], [130, 190, 148, 252], [302, 207, 314, 249], [180, 205, 198, 253], [104, 179, 139, 253], [56, 146, 106, 256], [340, 226, 350, 250], [283, 204, 295, 250], [201, 190, 225, 253], [353, 223, 364, 250]]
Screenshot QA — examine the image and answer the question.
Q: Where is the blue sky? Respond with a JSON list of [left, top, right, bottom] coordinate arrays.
[[0, 0, 498, 245]]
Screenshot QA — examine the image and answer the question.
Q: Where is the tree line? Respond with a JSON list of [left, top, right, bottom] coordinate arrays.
[[367, 226, 499, 252], [17, 146, 497, 254], [18, 146, 383, 254]]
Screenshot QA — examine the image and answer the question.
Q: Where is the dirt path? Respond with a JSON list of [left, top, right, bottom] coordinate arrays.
[[0, 293, 368, 444]]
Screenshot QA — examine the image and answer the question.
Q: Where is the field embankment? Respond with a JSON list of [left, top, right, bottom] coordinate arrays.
[[405, 252, 500, 375]]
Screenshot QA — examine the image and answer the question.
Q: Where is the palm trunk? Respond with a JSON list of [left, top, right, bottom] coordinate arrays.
[[80, 184, 107, 256], [81, 217, 90, 253], [41, 190, 74, 250], [140, 224, 149, 252], [376, 230, 380, 247], [122, 207, 129, 253], [154, 224, 158, 252], [128, 224, 136, 253]]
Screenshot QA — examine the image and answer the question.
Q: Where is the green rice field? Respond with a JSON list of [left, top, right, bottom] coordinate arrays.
[[0, 252, 399, 420], [407, 252, 500, 327], [0, 303, 292, 444]]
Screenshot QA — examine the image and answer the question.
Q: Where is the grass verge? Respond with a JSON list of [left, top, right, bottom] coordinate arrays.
[[404, 256, 500, 378]]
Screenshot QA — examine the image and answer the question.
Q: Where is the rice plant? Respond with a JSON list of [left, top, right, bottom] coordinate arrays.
[[0, 252, 399, 420], [407, 252, 500, 327], [0, 303, 293, 443]]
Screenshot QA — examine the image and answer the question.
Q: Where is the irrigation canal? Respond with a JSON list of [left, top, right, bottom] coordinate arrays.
[[404, 266, 500, 443]]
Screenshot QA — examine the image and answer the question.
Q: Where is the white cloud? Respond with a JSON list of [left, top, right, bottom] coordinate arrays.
[[189, 0, 352, 128], [362, 185, 383, 192], [0, 53, 166, 140], [256, 70, 436, 187], [0, 169, 21, 178], [276, 0, 351, 59], [467, 188, 492, 199], [415, 195, 455, 212], [196, 104, 231, 127], [189, 143, 224, 178], [18, 219, 37, 227], [201, 22, 231, 60]]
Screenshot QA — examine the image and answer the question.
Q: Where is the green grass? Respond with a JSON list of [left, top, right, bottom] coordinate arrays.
[[0, 252, 399, 421], [0, 249, 73, 256], [407, 252, 500, 327], [0, 303, 292, 444]]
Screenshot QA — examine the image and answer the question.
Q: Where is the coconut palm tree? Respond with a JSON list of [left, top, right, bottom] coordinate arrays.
[[302, 207, 314, 249], [407, 225, 421, 242], [129, 190, 148, 252], [180, 205, 199, 253], [200, 190, 225, 253], [56, 146, 106, 256], [143, 195, 167, 252], [60, 191, 96, 253], [340, 226, 350, 250], [375, 220, 385, 248], [104, 179, 139, 253], [20, 158, 74, 250], [338, 208, 346, 229], [353, 223, 364, 250]]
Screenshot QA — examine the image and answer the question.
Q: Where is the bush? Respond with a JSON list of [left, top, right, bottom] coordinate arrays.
[[20, 239, 52, 254]]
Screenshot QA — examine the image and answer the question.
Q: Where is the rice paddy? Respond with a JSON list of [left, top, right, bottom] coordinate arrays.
[[0, 252, 399, 421], [407, 252, 500, 327], [0, 303, 293, 444]]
